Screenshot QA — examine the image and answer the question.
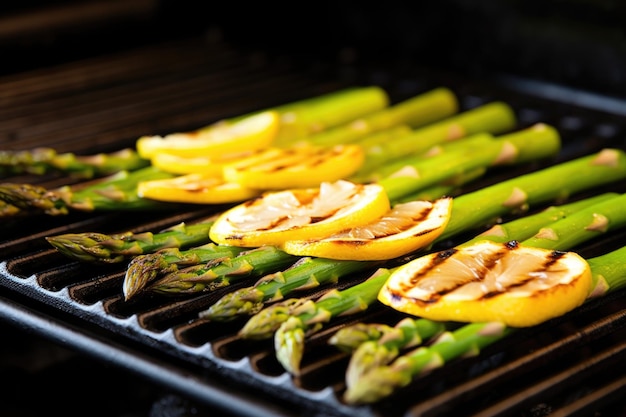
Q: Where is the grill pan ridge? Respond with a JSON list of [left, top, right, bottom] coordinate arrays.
[[1, 32, 626, 417]]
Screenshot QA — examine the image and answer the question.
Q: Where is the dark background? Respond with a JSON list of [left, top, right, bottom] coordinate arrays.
[[1, 0, 625, 96]]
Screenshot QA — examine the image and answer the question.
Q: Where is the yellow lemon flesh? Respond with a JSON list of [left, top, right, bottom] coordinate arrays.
[[209, 180, 390, 247], [378, 240, 592, 327], [136, 110, 280, 159], [222, 144, 365, 190], [282, 197, 452, 260], [137, 174, 261, 204]]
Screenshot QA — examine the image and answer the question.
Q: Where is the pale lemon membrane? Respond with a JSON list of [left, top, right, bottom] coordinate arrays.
[[378, 240, 592, 327], [209, 180, 391, 247], [282, 197, 452, 260]]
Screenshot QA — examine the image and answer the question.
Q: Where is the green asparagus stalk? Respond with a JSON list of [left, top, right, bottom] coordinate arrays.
[[0, 166, 177, 215], [122, 243, 248, 300], [344, 321, 513, 404], [351, 101, 517, 178], [205, 86, 392, 146], [237, 193, 617, 375], [365, 134, 497, 183], [0, 147, 150, 179], [266, 86, 391, 144], [199, 257, 380, 321], [135, 245, 300, 300], [378, 123, 561, 202], [46, 219, 217, 263], [288, 87, 460, 148], [344, 191, 626, 404]]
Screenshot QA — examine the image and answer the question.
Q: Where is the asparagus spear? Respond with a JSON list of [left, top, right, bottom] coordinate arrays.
[[0, 166, 177, 215], [198, 257, 380, 320], [46, 219, 218, 263], [122, 243, 248, 299], [199, 149, 626, 323], [262, 86, 398, 145], [378, 123, 560, 202], [290, 87, 460, 148], [344, 191, 626, 404], [0, 147, 150, 178], [351, 101, 516, 178], [237, 193, 617, 375], [268, 86, 391, 143], [132, 245, 300, 300]]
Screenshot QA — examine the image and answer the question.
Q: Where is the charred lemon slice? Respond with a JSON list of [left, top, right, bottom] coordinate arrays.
[[209, 180, 390, 247], [149, 150, 259, 175], [378, 240, 592, 327], [136, 111, 280, 159], [223, 144, 365, 190], [282, 197, 452, 260], [137, 174, 261, 204]]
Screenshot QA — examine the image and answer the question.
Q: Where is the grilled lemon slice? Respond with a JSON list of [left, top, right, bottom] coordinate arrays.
[[223, 144, 365, 190], [209, 180, 390, 247], [282, 198, 452, 260], [378, 240, 592, 327], [137, 174, 261, 204], [136, 111, 280, 159], [149, 150, 259, 175]]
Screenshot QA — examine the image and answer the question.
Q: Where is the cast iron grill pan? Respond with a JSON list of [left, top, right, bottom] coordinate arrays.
[[1, 35, 626, 417]]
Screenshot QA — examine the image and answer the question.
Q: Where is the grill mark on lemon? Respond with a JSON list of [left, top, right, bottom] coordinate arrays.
[[379, 239, 593, 327]]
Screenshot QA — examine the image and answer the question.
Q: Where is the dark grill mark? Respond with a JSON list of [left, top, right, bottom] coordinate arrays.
[[395, 241, 532, 304]]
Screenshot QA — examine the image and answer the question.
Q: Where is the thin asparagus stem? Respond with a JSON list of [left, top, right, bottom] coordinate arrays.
[[141, 245, 300, 298], [266, 86, 391, 145], [190, 86, 391, 148], [45, 219, 217, 263], [297, 87, 460, 148], [238, 192, 616, 375], [437, 148, 626, 242], [352, 101, 517, 179], [0, 166, 177, 215], [343, 322, 512, 404], [199, 257, 379, 321], [122, 243, 247, 300], [378, 123, 560, 201], [344, 192, 626, 404], [0, 147, 150, 178]]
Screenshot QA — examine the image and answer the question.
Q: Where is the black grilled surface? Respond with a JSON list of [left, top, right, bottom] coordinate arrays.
[[2, 33, 626, 417]]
